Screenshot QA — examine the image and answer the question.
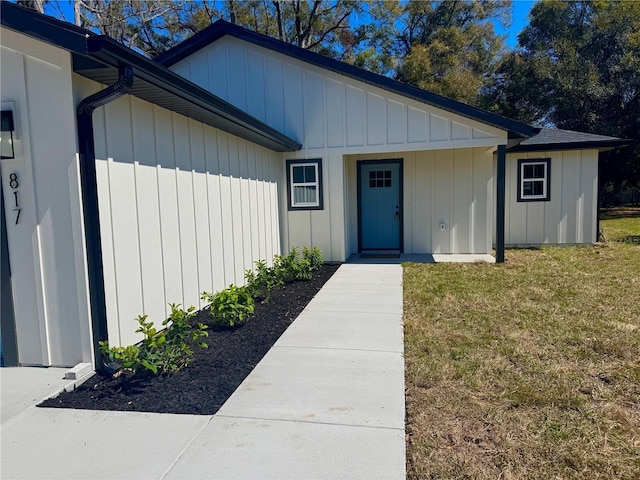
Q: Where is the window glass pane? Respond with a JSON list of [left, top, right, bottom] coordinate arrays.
[[369, 179, 376, 188], [376, 170, 383, 178], [369, 171, 376, 179], [292, 165, 304, 183], [377, 179, 384, 187], [293, 185, 317, 204], [533, 181, 543, 196], [384, 179, 392, 187], [384, 170, 391, 179], [304, 165, 316, 182], [534, 164, 545, 178], [523, 181, 534, 196], [523, 164, 534, 178]]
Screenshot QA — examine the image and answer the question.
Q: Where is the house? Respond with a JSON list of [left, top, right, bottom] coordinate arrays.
[[0, 3, 628, 369]]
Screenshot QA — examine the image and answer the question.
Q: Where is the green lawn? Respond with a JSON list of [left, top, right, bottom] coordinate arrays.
[[404, 208, 640, 479]]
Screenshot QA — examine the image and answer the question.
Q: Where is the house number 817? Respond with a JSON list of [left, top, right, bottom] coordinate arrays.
[[9, 172, 21, 225]]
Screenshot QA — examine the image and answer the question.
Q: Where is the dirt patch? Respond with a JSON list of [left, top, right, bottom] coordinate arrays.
[[39, 264, 339, 415]]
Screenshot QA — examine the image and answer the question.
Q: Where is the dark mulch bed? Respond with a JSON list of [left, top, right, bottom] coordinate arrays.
[[39, 264, 339, 415]]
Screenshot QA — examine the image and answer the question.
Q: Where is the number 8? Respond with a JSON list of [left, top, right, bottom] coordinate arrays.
[[9, 172, 19, 189]]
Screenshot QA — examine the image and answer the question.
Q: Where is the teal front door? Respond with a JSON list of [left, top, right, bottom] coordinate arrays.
[[358, 160, 402, 251]]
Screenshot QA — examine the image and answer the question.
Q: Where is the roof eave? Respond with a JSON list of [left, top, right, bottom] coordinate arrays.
[[507, 139, 632, 153]]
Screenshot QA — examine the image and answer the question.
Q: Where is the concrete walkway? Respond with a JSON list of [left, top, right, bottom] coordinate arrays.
[[0, 263, 405, 480]]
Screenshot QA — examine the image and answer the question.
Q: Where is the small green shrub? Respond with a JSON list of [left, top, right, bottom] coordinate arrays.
[[303, 246, 324, 271], [201, 285, 255, 327], [273, 247, 323, 282], [244, 259, 282, 303], [99, 304, 208, 375]]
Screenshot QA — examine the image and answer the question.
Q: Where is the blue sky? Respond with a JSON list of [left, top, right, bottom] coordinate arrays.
[[500, 0, 537, 48], [53, 0, 537, 50]]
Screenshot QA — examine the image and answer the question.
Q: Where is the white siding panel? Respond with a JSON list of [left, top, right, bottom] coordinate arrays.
[[246, 50, 266, 122], [227, 42, 247, 110], [433, 150, 453, 253], [581, 152, 598, 243], [284, 64, 304, 142], [452, 149, 472, 253], [346, 85, 365, 147], [265, 57, 285, 132], [326, 79, 344, 148], [407, 107, 428, 144], [105, 99, 145, 347], [561, 151, 580, 243], [189, 120, 213, 304], [387, 100, 406, 145], [366, 92, 386, 146], [131, 98, 166, 324], [451, 121, 471, 141], [412, 150, 434, 253], [153, 107, 183, 310], [303, 71, 325, 149], [173, 114, 200, 309], [471, 148, 491, 253], [208, 44, 228, 101], [429, 114, 449, 142], [189, 52, 209, 90]]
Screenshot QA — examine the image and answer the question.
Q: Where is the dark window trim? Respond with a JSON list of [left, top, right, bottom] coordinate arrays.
[[517, 158, 551, 202], [286, 158, 323, 211]]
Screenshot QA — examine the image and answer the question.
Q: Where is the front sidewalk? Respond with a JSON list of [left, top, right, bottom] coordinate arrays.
[[1, 263, 405, 480]]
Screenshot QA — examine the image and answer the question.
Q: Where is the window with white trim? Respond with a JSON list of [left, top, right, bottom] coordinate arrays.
[[518, 158, 551, 202], [286, 159, 323, 210]]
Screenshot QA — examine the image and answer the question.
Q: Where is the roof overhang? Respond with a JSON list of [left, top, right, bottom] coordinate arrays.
[[157, 20, 539, 141], [0, 2, 301, 153]]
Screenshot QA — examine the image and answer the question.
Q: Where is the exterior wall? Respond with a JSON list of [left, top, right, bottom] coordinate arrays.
[[345, 148, 494, 257], [171, 36, 505, 155], [0, 28, 93, 367], [498, 149, 599, 245], [170, 36, 507, 260], [73, 76, 282, 348]]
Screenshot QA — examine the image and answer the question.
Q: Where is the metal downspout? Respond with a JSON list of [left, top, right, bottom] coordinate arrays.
[[496, 145, 507, 263], [77, 64, 133, 372]]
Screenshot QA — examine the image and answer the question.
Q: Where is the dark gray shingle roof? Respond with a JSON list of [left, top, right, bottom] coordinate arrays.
[[508, 128, 631, 152]]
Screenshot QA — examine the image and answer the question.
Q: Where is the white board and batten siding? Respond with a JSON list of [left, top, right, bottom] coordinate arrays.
[[500, 150, 599, 245], [74, 76, 282, 348], [0, 28, 93, 367], [346, 148, 494, 257], [171, 35, 507, 260]]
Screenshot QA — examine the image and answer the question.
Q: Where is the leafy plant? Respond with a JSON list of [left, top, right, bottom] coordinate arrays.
[[274, 247, 323, 282], [244, 259, 282, 303], [303, 246, 324, 271], [201, 285, 255, 327], [99, 304, 208, 376]]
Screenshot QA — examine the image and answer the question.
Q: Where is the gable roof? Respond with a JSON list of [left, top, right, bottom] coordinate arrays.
[[0, 2, 301, 152], [507, 128, 631, 153], [156, 20, 539, 140]]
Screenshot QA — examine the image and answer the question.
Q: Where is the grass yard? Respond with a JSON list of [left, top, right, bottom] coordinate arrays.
[[404, 208, 640, 479]]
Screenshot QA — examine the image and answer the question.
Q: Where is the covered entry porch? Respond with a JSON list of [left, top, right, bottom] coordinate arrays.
[[344, 146, 496, 259], [344, 146, 497, 260]]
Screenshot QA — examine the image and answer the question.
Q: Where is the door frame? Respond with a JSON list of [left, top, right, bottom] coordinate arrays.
[[357, 159, 404, 253]]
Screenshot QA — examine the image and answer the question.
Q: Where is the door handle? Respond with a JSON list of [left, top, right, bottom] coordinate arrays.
[[395, 206, 400, 219]]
